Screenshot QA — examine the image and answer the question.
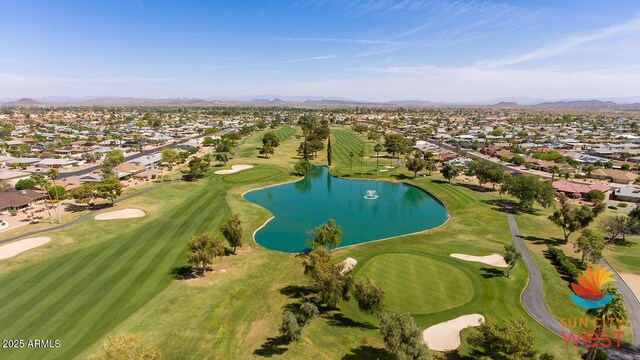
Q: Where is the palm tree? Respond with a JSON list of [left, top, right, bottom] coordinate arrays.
[[550, 165, 560, 182], [349, 151, 354, 177], [583, 165, 595, 178], [359, 150, 365, 177], [30, 173, 53, 224], [585, 287, 628, 360], [47, 168, 62, 224], [373, 143, 383, 175]]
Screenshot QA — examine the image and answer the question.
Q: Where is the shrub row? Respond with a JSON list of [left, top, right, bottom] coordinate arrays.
[[547, 246, 579, 283]]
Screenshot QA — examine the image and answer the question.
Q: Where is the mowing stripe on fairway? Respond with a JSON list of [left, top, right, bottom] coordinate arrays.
[[0, 182, 227, 360]]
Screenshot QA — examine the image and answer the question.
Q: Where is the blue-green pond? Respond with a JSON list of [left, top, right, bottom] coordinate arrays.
[[243, 166, 449, 253]]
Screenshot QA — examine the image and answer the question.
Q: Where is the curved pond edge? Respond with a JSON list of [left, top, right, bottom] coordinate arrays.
[[242, 166, 451, 253]]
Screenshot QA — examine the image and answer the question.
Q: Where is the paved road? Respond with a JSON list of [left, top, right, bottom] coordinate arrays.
[[0, 180, 169, 246], [504, 204, 640, 359]]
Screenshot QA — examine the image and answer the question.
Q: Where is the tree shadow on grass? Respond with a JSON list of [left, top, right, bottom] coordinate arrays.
[[324, 312, 377, 329], [391, 174, 412, 180], [452, 182, 494, 193], [480, 199, 541, 216], [279, 285, 316, 299], [169, 265, 198, 280], [342, 345, 391, 360], [479, 267, 505, 279], [253, 336, 290, 357], [522, 235, 565, 247], [64, 203, 90, 213], [442, 350, 477, 360]]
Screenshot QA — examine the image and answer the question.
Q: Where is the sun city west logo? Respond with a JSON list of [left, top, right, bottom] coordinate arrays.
[[561, 264, 625, 349], [569, 264, 615, 309]]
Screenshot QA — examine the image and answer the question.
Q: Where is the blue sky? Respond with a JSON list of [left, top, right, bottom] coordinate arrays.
[[1, 0, 639, 101]]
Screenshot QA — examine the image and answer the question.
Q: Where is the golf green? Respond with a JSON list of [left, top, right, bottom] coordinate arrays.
[[357, 253, 474, 314]]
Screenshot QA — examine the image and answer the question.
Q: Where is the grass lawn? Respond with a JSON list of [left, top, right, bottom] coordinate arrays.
[[607, 236, 640, 274], [0, 126, 581, 359]]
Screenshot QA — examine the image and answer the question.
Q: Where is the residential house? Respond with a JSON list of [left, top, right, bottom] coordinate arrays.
[[589, 168, 639, 184]]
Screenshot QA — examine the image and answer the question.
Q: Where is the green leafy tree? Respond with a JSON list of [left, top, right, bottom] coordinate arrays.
[[468, 318, 538, 360], [215, 152, 229, 165], [406, 156, 426, 178], [202, 136, 215, 147], [354, 278, 385, 315], [259, 145, 274, 158], [599, 215, 636, 244], [186, 156, 210, 179], [15, 178, 36, 190], [511, 155, 525, 166], [104, 149, 125, 167], [359, 150, 365, 177], [306, 218, 343, 250], [383, 133, 407, 164], [219, 214, 243, 254], [586, 190, 606, 204], [327, 134, 332, 167], [379, 312, 429, 360], [297, 302, 319, 326], [279, 311, 302, 342], [585, 288, 628, 360], [574, 229, 605, 264], [500, 175, 555, 210], [294, 158, 312, 176], [70, 183, 96, 208], [262, 131, 280, 148], [161, 148, 178, 171], [504, 244, 522, 278], [187, 233, 224, 275], [303, 247, 352, 307], [548, 195, 604, 242], [96, 176, 123, 205], [425, 160, 437, 176], [441, 163, 460, 183]]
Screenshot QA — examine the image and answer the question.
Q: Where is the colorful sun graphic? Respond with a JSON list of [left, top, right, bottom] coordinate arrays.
[[569, 264, 616, 309]]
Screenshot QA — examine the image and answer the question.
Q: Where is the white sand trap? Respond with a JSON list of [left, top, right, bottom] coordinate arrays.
[[423, 314, 485, 352], [620, 273, 640, 302], [95, 208, 145, 221], [0, 237, 51, 260], [450, 253, 508, 267], [341, 257, 357, 274], [215, 165, 254, 175]]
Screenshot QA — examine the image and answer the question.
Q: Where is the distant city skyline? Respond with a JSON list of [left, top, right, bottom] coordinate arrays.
[[1, 0, 640, 101]]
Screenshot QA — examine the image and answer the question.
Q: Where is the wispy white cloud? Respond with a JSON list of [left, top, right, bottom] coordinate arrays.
[[204, 55, 338, 70], [0, 74, 178, 83], [477, 14, 640, 67]]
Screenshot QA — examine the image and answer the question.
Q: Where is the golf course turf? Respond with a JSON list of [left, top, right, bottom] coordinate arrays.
[[0, 126, 582, 359]]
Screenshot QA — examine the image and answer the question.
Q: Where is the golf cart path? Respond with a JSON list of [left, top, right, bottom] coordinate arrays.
[[504, 204, 640, 359]]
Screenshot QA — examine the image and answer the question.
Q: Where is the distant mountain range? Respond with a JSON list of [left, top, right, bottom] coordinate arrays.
[[2, 96, 640, 109]]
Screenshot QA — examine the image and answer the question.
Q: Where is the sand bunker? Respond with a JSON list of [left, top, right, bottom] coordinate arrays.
[[620, 273, 640, 301], [95, 208, 145, 221], [341, 257, 357, 274], [215, 165, 254, 175], [450, 253, 508, 267], [423, 314, 485, 351], [0, 237, 51, 260]]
